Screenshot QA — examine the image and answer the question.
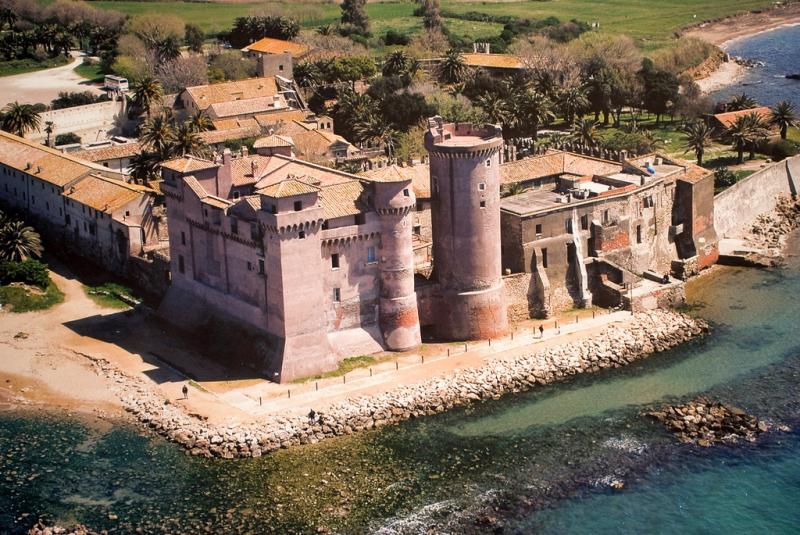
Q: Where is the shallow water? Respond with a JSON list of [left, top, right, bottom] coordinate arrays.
[[2, 241, 800, 533], [713, 24, 800, 105]]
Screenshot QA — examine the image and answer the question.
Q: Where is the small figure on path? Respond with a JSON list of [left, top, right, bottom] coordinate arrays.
[[308, 409, 316, 423], [539, 325, 544, 338], [182, 384, 188, 399], [662, 273, 670, 284]]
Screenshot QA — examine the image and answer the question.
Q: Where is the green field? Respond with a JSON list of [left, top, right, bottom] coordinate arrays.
[[73, 61, 104, 82], [81, 0, 778, 50], [0, 280, 64, 312], [0, 55, 69, 77]]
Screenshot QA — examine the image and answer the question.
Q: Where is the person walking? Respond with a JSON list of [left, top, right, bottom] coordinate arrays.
[[182, 384, 188, 399], [538, 325, 544, 338]]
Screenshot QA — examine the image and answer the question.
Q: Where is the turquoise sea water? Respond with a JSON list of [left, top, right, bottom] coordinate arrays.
[[2, 234, 799, 533]]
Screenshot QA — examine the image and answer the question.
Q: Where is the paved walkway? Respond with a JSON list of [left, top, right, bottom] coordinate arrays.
[[0, 52, 103, 107]]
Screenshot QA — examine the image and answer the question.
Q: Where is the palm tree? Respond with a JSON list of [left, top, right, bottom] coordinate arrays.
[[187, 112, 213, 133], [726, 93, 757, 112], [131, 77, 163, 119], [293, 61, 321, 89], [501, 182, 527, 198], [173, 121, 209, 157], [1, 102, 41, 138], [353, 113, 397, 158], [0, 7, 17, 31], [436, 49, 468, 85], [770, 100, 797, 140], [0, 220, 43, 261], [382, 50, 409, 77], [512, 90, 555, 140], [138, 114, 175, 158], [727, 112, 769, 164], [683, 121, 713, 165], [569, 118, 599, 149], [556, 86, 589, 126], [475, 93, 511, 126], [129, 152, 162, 185], [43, 121, 55, 147]]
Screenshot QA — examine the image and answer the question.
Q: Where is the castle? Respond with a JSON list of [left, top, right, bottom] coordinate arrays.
[[156, 117, 716, 382]]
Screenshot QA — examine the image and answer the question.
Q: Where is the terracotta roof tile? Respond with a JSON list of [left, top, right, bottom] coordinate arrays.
[[242, 37, 309, 57], [500, 151, 623, 184], [208, 96, 289, 119], [210, 118, 259, 131], [258, 178, 319, 198], [361, 164, 431, 197], [712, 107, 772, 129], [462, 53, 523, 70], [253, 134, 294, 149], [64, 174, 153, 213], [199, 125, 262, 145], [161, 156, 220, 174], [320, 181, 364, 219], [184, 77, 280, 111], [291, 129, 352, 159], [253, 110, 309, 127], [0, 130, 95, 187], [73, 142, 142, 162]]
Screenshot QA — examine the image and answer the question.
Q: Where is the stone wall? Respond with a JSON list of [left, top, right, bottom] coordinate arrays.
[[108, 309, 708, 459], [715, 156, 800, 238], [30, 100, 130, 143]]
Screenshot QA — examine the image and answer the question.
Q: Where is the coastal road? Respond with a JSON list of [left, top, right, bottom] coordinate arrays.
[[0, 51, 103, 107]]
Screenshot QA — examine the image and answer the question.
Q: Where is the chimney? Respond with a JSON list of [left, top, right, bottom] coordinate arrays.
[[251, 160, 258, 177], [217, 148, 233, 197], [242, 146, 249, 157]]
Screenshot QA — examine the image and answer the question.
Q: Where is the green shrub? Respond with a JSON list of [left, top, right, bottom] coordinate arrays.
[[714, 166, 737, 191], [55, 133, 81, 145], [767, 139, 799, 161], [0, 260, 50, 289]]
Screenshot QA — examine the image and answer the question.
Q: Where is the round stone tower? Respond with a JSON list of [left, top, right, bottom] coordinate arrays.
[[425, 116, 508, 340], [372, 179, 422, 351]]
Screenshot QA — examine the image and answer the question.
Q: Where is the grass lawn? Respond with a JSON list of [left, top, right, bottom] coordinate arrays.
[[0, 55, 70, 77], [0, 280, 64, 312], [77, 0, 779, 51], [73, 61, 104, 83], [292, 355, 384, 383], [83, 282, 136, 309]]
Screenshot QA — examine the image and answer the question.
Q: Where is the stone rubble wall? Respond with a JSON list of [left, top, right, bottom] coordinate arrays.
[[89, 310, 709, 459]]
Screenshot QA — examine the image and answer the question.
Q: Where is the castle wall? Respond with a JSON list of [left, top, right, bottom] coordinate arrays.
[[30, 99, 129, 143]]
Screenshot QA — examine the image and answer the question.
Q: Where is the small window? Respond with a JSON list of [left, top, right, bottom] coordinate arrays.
[[603, 210, 609, 224], [294, 200, 302, 211], [65, 214, 71, 225], [270, 204, 277, 214], [231, 219, 238, 235], [322, 220, 329, 230], [542, 248, 548, 268], [299, 230, 306, 239], [636, 224, 642, 244], [278, 64, 284, 71], [565, 219, 571, 232], [485, 159, 491, 167], [258, 259, 265, 274], [250, 223, 259, 241], [332, 287, 341, 302], [178, 255, 185, 274], [535, 223, 542, 235], [232, 191, 240, 200], [580, 214, 589, 230], [367, 246, 376, 263], [478, 182, 486, 191], [331, 253, 340, 269], [403, 188, 410, 197], [181, 231, 186, 245], [412, 225, 421, 235], [480, 200, 486, 209], [247, 261, 253, 271]]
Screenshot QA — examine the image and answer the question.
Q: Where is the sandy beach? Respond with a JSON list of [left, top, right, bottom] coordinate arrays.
[[683, 3, 800, 48]]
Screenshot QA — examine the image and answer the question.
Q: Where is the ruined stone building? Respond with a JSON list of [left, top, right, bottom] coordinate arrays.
[[498, 151, 718, 316]]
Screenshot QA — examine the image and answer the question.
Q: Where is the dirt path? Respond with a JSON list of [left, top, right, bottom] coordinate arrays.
[[0, 51, 103, 107]]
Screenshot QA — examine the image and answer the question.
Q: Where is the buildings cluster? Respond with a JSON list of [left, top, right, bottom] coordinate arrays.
[[0, 36, 720, 383]]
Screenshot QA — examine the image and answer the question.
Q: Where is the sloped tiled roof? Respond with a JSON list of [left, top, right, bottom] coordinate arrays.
[[242, 37, 309, 57], [199, 125, 262, 145], [462, 53, 523, 70], [73, 142, 142, 162], [360, 163, 431, 198], [0, 130, 95, 187], [500, 151, 623, 185], [711, 106, 772, 129], [64, 174, 153, 213], [254, 109, 309, 128], [254, 134, 294, 149], [210, 118, 259, 131], [184, 77, 279, 111], [208, 96, 288, 119], [320, 180, 364, 219], [258, 177, 319, 198], [161, 155, 220, 174], [292, 129, 352, 158]]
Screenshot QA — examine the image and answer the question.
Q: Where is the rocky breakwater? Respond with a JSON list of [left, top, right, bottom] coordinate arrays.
[[745, 194, 800, 263], [114, 310, 709, 459], [646, 396, 791, 446]]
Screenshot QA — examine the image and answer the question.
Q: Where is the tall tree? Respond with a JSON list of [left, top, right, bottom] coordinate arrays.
[[682, 121, 712, 166], [770, 100, 797, 140], [475, 93, 511, 126], [727, 112, 769, 164], [43, 120, 55, 147], [184, 23, 204, 53], [131, 76, 163, 118], [353, 113, 396, 157], [510, 90, 554, 140], [726, 93, 757, 112], [0, 220, 43, 262], [172, 121, 209, 157], [638, 59, 679, 126], [382, 50, 410, 78], [569, 118, 598, 148], [436, 49, 468, 85], [419, 0, 442, 30], [340, 0, 369, 35], [139, 114, 175, 158], [556, 86, 588, 126], [1, 102, 41, 138]]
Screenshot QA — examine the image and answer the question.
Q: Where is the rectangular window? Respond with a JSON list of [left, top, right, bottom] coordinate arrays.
[[270, 204, 277, 214], [535, 223, 542, 235], [565, 219, 572, 232], [581, 214, 589, 230], [542, 248, 548, 268], [294, 200, 302, 211], [178, 255, 185, 274], [181, 231, 186, 245], [298, 230, 306, 239], [355, 213, 366, 225], [485, 159, 491, 167], [636, 224, 642, 244], [480, 200, 486, 209], [247, 261, 253, 271], [230, 219, 238, 235], [603, 210, 609, 224], [413, 224, 421, 235], [331, 253, 340, 269], [403, 188, 410, 197], [332, 287, 341, 302], [367, 246, 376, 263], [478, 182, 486, 191], [258, 259, 265, 274]]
